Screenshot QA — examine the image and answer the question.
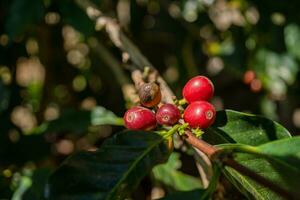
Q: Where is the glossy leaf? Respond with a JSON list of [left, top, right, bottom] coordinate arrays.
[[152, 152, 202, 191], [257, 136, 300, 169], [205, 110, 292, 199], [205, 110, 291, 146], [159, 165, 221, 200], [47, 131, 170, 200], [220, 137, 300, 199], [90, 106, 123, 126]]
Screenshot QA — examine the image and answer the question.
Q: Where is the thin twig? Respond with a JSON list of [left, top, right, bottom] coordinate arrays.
[[183, 130, 218, 158], [87, 37, 138, 105], [194, 149, 213, 188], [87, 37, 129, 85], [131, 70, 145, 89], [75, 0, 174, 104]]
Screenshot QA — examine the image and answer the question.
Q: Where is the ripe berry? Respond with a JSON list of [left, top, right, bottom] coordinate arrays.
[[182, 76, 214, 103], [124, 106, 156, 130], [183, 101, 216, 129], [156, 104, 181, 126], [138, 82, 161, 108]]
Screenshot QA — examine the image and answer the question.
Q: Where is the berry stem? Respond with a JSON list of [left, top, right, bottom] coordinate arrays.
[[178, 98, 187, 105], [183, 130, 218, 157], [142, 66, 151, 80], [114, 118, 125, 126], [156, 124, 181, 138]]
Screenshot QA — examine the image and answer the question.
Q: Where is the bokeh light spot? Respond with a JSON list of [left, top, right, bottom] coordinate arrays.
[[72, 75, 87, 92], [45, 12, 61, 25]]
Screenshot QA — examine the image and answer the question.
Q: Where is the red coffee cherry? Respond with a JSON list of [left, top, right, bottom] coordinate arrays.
[[182, 76, 214, 103], [138, 82, 161, 108], [156, 104, 181, 126], [124, 106, 156, 130], [183, 101, 216, 129]]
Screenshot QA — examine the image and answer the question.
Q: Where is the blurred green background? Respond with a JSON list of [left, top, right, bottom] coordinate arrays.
[[1, 0, 300, 199]]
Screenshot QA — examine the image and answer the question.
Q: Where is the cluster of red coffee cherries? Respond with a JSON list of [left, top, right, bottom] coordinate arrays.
[[124, 76, 216, 132]]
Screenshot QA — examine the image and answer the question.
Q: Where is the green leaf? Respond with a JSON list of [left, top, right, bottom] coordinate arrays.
[[219, 137, 300, 200], [91, 106, 123, 126], [32, 106, 123, 135], [47, 131, 171, 200], [159, 165, 221, 200], [205, 110, 291, 199], [285, 23, 300, 60], [205, 110, 291, 146], [152, 152, 202, 191], [257, 136, 300, 169], [11, 175, 32, 200], [5, 0, 45, 38]]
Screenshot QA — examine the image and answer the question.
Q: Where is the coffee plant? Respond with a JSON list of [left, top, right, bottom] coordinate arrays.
[[1, 0, 300, 200], [48, 74, 300, 200]]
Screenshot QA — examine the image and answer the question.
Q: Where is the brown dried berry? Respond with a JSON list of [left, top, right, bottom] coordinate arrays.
[[138, 82, 161, 108]]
